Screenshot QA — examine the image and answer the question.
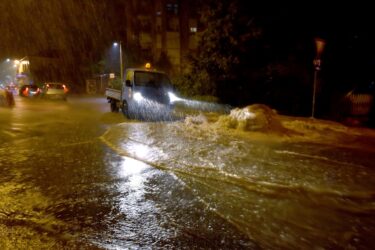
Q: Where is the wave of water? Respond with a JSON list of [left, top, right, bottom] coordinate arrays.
[[100, 121, 375, 249]]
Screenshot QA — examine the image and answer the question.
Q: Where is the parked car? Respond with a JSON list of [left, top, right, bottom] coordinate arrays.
[[19, 84, 41, 97], [41, 82, 68, 100]]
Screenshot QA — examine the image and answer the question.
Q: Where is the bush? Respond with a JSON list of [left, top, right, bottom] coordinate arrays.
[[108, 78, 122, 90], [173, 70, 216, 98]]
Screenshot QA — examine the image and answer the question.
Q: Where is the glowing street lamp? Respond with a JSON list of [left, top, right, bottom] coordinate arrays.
[[312, 38, 326, 118], [13, 57, 30, 74], [113, 41, 124, 84]]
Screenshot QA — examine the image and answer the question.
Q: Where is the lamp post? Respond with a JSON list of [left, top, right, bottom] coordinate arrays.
[[312, 38, 326, 118], [113, 42, 124, 83]]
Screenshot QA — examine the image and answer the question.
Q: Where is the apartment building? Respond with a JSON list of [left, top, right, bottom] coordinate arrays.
[[120, 0, 201, 74]]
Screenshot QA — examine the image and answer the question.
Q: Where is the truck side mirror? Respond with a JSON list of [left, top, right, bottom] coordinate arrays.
[[125, 80, 132, 87]]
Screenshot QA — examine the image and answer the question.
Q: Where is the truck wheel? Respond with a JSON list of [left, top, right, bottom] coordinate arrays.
[[110, 100, 119, 112], [122, 101, 130, 118]]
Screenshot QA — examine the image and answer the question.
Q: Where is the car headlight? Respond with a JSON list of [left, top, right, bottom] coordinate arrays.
[[133, 92, 144, 102], [168, 92, 181, 103]]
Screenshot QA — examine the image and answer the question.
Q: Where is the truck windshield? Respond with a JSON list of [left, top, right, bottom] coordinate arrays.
[[134, 71, 171, 88]]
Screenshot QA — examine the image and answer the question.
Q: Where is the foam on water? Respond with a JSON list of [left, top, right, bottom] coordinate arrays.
[[100, 112, 375, 249]]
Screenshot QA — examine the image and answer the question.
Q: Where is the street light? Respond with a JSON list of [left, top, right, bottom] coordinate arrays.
[[311, 38, 326, 118], [113, 42, 124, 84], [14, 58, 30, 75]]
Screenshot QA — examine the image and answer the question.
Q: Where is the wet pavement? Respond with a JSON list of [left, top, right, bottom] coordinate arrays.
[[0, 96, 252, 249], [0, 96, 375, 249]]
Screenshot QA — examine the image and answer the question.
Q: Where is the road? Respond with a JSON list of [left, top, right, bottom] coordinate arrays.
[[0, 96, 374, 249]]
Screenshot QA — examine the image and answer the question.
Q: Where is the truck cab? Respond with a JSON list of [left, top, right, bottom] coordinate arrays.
[[106, 64, 178, 119]]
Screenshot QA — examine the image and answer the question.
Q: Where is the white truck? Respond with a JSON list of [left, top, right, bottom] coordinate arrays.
[[105, 66, 178, 118]]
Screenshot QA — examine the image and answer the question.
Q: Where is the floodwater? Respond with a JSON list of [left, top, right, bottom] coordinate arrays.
[[0, 96, 374, 249]]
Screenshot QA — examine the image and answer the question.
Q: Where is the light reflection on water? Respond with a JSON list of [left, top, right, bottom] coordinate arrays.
[[118, 156, 149, 177], [122, 142, 152, 160], [101, 121, 375, 249], [3, 96, 374, 248], [94, 154, 174, 249], [117, 157, 150, 218]]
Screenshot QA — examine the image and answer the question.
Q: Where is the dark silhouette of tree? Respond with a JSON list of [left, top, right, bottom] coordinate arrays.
[[181, 0, 262, 102]]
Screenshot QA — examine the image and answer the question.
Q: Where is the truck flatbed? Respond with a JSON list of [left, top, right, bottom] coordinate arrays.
[[105, 88, 121, 101]]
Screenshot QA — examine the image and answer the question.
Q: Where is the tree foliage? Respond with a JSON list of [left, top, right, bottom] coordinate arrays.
[[178, 1, 314, 113], [175, 0, 263, 101], [197, 0, 261, 80]]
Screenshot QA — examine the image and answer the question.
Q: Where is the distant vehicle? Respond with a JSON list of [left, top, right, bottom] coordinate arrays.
[[19, 84, 41, 97], [41, 82, 68, 100], [5, 83, 19, 96], [105, 63, 178, 118]]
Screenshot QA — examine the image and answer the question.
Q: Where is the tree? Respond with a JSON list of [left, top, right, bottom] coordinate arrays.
[[180, 0, 262, 102]]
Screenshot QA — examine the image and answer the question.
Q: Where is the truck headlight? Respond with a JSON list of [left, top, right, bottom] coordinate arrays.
[[168, 92, 181, 103], [133, 92, 144, 102]]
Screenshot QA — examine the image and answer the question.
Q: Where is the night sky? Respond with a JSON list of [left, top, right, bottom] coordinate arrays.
[[260, 2, 375, 89], [1, 1, 375, 89]]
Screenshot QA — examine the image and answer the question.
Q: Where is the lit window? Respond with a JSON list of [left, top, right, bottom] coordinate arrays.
[[190, 27, 197, 33]]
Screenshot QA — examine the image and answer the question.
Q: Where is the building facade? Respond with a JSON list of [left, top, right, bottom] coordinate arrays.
[[120, 0, 201, 75]]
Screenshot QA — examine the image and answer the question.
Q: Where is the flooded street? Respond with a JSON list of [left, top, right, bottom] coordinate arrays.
[[1, 96, 375, 249]]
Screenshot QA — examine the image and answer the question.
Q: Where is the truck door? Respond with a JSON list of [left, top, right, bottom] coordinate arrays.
[[122, 70, 134, 102]]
